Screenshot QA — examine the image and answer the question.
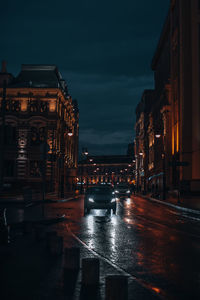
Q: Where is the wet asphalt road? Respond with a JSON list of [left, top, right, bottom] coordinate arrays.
[[39, 194, 200, 300], [4, 194, 200, 299]]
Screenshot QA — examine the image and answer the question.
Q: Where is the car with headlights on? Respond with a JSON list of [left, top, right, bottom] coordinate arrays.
[[84, 186, 116, 215], [114, 183, 131, 198]]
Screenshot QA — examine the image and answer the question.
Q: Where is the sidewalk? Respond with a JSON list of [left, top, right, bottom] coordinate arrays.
[[138, 192, 200, 214], [0, 191, 77, 206]]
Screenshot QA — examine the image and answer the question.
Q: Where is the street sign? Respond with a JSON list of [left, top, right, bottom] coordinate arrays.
[[169, 161, 189, 167]]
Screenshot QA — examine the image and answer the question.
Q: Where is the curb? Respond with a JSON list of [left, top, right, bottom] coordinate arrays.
[[138, 194, 200, 216], [0, 195, 79, 206], [8, 214, 67, 228]]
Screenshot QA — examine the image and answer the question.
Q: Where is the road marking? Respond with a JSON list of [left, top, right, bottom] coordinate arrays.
[[141, 195, 200, 216], [66, 223, 165, 299]]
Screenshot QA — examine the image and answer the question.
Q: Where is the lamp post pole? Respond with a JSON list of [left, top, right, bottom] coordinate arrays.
[[80, 160, 84, 194], [0, 80, 6, 193], [162, 152, 166, 200], [80, 147, 88, 194], [155, 134, 166, 200], [162, 133, 166, 200]]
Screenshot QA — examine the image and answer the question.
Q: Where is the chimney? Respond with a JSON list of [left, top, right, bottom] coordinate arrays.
[[1, 60, 7, 73]]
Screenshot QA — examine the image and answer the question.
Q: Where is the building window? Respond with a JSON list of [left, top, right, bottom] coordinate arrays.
[[30, 160, 42, 177], [30, 127, 45, 145]]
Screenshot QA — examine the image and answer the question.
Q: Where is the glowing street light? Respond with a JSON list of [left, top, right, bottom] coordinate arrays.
[[80, 147, 89, 194]]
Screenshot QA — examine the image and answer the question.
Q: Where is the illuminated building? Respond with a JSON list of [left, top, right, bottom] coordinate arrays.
[[78, 155, 135, 187], [0, 63, 79, 195], [135, 90, 155, 193], [169, 0, 200, 193], [135, 0, 200, 195]]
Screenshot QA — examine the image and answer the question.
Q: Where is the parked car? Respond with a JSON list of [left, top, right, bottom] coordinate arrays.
[[114, 183, 131, 198], [84, 186, 116, 215]]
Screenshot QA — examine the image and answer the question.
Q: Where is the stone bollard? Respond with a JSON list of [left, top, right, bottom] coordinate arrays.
[[63, 247, 80, 295], [49, 235, 63, 256], [82, 258, 100, 287], [34, 225, 45, 241], [64, 247, 80, 270], [105, 275, 128, 300]]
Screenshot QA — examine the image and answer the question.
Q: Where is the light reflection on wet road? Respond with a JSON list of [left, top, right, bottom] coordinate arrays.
[[6, 194, 200, 299], [57, 195, 200, 300]]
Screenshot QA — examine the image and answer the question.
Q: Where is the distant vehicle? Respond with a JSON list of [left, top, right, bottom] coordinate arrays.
[[114, 183, 131, 198], [84, 186, 116, 215]]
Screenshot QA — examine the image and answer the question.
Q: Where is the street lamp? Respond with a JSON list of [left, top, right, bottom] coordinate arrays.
[[80, 147, 88, 194]]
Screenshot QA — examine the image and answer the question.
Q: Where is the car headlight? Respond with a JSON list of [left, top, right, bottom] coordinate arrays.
[[115, 190, 119, 193], [111, 198, 116, 203], [88, 198, 94, 202], [126, 190, 130, 193]]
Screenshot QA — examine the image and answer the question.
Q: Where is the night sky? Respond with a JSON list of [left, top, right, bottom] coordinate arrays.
[[1, 0, 169, 155]]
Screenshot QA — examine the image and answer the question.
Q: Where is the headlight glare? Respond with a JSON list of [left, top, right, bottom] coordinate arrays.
[[88, 197, 94, 202]]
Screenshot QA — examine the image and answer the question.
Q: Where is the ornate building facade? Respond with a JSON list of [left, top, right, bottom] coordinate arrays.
[[135, 0, 200, 196], [135, 90, 154, 193], [0, 64, 79, 196], [169, 0, 200, 192]]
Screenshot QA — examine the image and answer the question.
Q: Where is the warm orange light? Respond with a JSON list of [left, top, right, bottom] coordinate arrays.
[[172, 126, 174, 155], [152, 287, 161, 294], [21, 100, 27, 111], [176, 123, 179, 152], [49, 101, 56, 112]]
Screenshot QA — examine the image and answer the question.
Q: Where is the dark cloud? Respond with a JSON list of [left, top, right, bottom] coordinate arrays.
[[1, 0, 170, 154]]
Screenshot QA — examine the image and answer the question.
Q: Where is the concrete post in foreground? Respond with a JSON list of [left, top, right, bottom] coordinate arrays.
[[64, 247, 80, 270], [105, 275, 128, 300], [82, 258, 100, 286]]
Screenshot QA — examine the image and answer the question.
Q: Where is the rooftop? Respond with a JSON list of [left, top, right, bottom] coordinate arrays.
[[9, 64, 67, 91]]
